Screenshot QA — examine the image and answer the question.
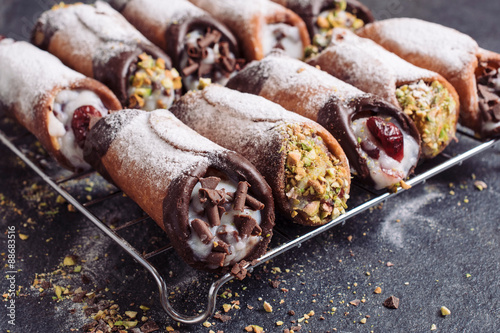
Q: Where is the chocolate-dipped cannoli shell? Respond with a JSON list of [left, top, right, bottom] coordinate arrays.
[[31, 1, 174, 107], [272, 0, 374, 38], [170, 85, 350, 226], [189, 0, 311, 61], [84, 109, 275, 272], [227, 51, 420, 188], [110, 0, 241, 74], [0, 39, 122, 171], [358, 18, 500, 138], [307, 28, 459, 159]]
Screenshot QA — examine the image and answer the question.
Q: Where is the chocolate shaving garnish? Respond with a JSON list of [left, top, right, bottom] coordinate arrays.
[[198, 62, 214, 77], [200, 176, 220, 189], [218, 205, 226, 218], [230, 260, 248, 280], [197, 29, 222, 49], [220, 56, 235, 73], [478, 84, 499, 103], [206, 204, 221, 227], [206, 252, 225, 267], [213, 240, 231, 254], [492, 104, 500, 121], [245, 194, 264, 210], [233, 181, 249, 211], [140, 320, 160, 333], [383, 295, 400, 309], [219, 41, 230, 57], [191, 218, 213, 244], [234, 214, 260, 237], [182, 62, 199, 77], [187, 44, 202, 59], [199, 188, 225, 205], [200, 47, 209, 60], [214, 313, 231, 322]]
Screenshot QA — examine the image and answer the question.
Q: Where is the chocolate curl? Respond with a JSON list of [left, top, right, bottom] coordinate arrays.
[[219, 41, 230, 57], [206, 252, 226, 267], [198, 29, 222, 49], [231, 260, 248, 280], [233, 181, 249, 211], [187, 44, 202, 59], [212, 240, 231, 254], [200, 176, 220, 189], [206, 204, 221, 227], [245, 194, 264, 211], [198, 62, 214, 77], [234, 215, 262, 237], [218, 205, 226, 218], [191, 218, 213, 245], [219, 56, 236, 73], [199, 188, 225, 205], [182, 62, 199, 77]]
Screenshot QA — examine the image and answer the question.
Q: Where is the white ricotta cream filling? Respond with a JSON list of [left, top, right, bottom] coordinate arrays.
[[181, 29, 237, 91], [49, 89, 108, 170], [262, 23, 303, 59], [187, 178, 263, 268], [352, 117, 419, 190]]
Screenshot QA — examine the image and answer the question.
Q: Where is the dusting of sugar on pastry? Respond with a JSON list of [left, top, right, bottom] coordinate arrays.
[[36, 1, 151, 67], [308, 28, 442, 105], [0, 39, 84, 123], [358, 18, 479, 79], [257, 51, 368, 117]]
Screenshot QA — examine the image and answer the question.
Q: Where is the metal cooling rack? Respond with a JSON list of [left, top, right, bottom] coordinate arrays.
[[0, 124, 497, 325]]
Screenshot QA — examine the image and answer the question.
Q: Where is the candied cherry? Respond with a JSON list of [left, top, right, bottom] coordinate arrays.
[[71, 105, 102, 148], [366, 116, 404, 162]]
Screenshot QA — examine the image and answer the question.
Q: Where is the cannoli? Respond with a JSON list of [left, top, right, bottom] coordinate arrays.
[[307, 29, 459, 159], [0, 38, 122, 171], [271, 0, 373, 57], [110, 0, 245, 92], [358, 18, 500, 138], [32, 1, 182, 111], [188, 0, 311, 61], [227, 51, 421, 190], [83, 109, 275, 272], [170, 85, 350, 226]]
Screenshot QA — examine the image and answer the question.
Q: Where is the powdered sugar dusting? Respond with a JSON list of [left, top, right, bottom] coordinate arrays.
[[122, 0, 206, 29], [309, 28, 440, 104], [0, 39, 84, 123], [37, 1, 150, 66], [259, 51, 367, 117], [359, 18, 479, 77], [172, 85, 312, 154]]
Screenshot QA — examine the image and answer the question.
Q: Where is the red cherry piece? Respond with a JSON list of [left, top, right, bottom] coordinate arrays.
[[366, 117, 404, 162], [71, 106, 102, 148]]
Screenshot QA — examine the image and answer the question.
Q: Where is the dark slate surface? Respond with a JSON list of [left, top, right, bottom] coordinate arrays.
[[1, 1, 499, 332]]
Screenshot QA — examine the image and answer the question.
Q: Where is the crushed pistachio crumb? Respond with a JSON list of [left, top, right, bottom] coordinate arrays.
[[396, 80, 456, 158], [128, 53, 181, 110], [283, 124, 349, 225]]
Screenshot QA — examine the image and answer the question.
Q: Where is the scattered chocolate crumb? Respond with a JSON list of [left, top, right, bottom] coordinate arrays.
[[140, 320, 159, 333], [290, 325, 302, 331], [81, 274, 91, 284], [383, 296, 400, 309], [288, 310, 295, 316], [214, 313, 231, 322], [230, 260, 248, 280], [349, 299, 361, 307], [270, 280, 281, 288]]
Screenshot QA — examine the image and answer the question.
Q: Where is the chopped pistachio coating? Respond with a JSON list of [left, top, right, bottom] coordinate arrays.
[[128, 53, 182, 111], [283, 124, 349, 225], [305, 1, 364, 59], [396, 80, 456, 158]]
